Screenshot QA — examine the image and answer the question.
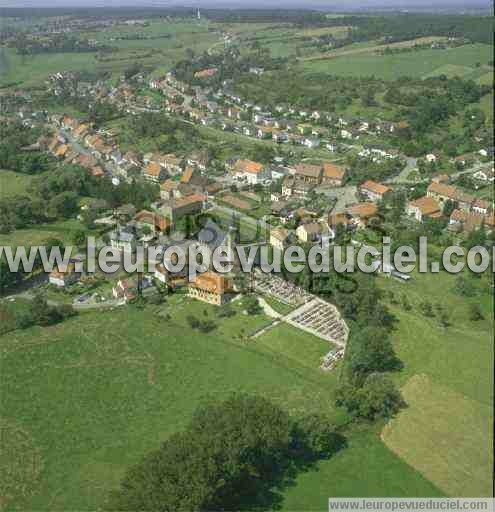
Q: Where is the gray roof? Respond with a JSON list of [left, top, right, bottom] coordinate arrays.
[[197, 220, 228, 250]]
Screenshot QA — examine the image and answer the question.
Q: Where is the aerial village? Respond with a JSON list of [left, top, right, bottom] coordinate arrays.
[[1, 62, 494, 372]]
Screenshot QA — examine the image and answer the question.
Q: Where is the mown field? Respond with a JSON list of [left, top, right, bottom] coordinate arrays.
[[303, 43, 493, 80], [1, 263, 492, 510], [274, 268, 493, 507], [303, 36, 449, 62], [0, 293, 338, 510], [377, 269, 493, 497], [480, 93, 494, 123]]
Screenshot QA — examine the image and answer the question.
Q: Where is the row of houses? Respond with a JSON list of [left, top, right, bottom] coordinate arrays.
[[407, 181, 494, 233], [151, 73, 413, 151], [50, 113, 216, 187]]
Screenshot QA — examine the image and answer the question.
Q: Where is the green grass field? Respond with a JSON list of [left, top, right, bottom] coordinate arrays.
[[0, 20, 218, 88], [480, 93, 494, 123], [0, 294, 342, 510], [303, 43, 493, 80], [271, 268, 493, 507], [376, 269, 493, 497], [0, 170, 33, 199], [422, 63, 475, 79], [281, 425, 444, 510], [382, 374, 493, 497], [0, 219, 90, 248], [2, 263, 491, 509], [478, 70, 494, 85]]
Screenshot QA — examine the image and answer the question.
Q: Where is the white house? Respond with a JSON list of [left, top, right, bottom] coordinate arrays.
[[49, 259, 82, 288], [304, 138, 320, 149], [296, 222, 328, 244], [233, 159, 267, 185], [110, 229, 135, 252], [473, 167, 494, 183]]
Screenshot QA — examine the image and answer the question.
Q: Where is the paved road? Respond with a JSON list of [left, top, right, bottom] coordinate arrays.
[[385, 158, 493, 186], [3, 290, 123, 310], [325, 185, 358, 214], [386, 157, 417, 184], [60, 128, 121, 180]]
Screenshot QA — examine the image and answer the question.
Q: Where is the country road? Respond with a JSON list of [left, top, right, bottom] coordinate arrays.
[[386, 158, 493, 185], [60, 128, 121, 179], [3, 290, 123, 310]]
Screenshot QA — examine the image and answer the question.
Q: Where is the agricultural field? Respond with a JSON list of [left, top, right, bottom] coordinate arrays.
[[280, 426, 445, 509], [382, 375, 492, 497], [0, 170, 33, 199], [1, 263, 491, 510], [304, 36, 448, 61], [279, 268, 493, 508], [0, 20, 219, 88], [0, 293, 338, 510], [227, 22, 351, 59], [479, 93, 494, 123], [0, 48, 101, 88], [377, 269, 493, 497], [295, 26, 352, 38], [303, 43, 493, 80]]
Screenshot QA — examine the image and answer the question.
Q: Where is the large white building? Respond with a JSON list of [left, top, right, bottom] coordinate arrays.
[[233, 159, 267, 185]]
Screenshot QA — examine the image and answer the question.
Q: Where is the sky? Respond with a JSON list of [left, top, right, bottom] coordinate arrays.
[[0, 0, 491, 9]]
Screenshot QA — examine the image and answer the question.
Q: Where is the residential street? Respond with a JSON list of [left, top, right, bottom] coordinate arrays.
[[386, 157, 418, 184], [60, 128, 121, 179]]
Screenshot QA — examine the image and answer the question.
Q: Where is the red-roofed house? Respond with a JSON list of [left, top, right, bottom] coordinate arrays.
[[359, 180, 391, 202], [233, 159, 267, 185], [322, 162, 346, 187], [143, 162, 167, 183], [407, 196, 442, 222]]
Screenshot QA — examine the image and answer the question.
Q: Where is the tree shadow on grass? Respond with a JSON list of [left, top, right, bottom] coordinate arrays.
[[212, 432, 348, 512]]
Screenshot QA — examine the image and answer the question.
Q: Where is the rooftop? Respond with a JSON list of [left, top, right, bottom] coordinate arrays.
[[360, 180, 391, 196]]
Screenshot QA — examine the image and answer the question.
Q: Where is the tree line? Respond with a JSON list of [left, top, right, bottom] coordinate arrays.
[[12, 34, 112, 55]]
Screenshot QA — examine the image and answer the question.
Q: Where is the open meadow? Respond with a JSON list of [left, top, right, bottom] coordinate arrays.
[[1, 264, 492, 510], [0, 219, 92, 248], [377, 269, 493, 497], [0, 20, 219, 88], [0, 293, 338, 510], [303, 43, 493, 80], [0, 170, 33, 199]]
